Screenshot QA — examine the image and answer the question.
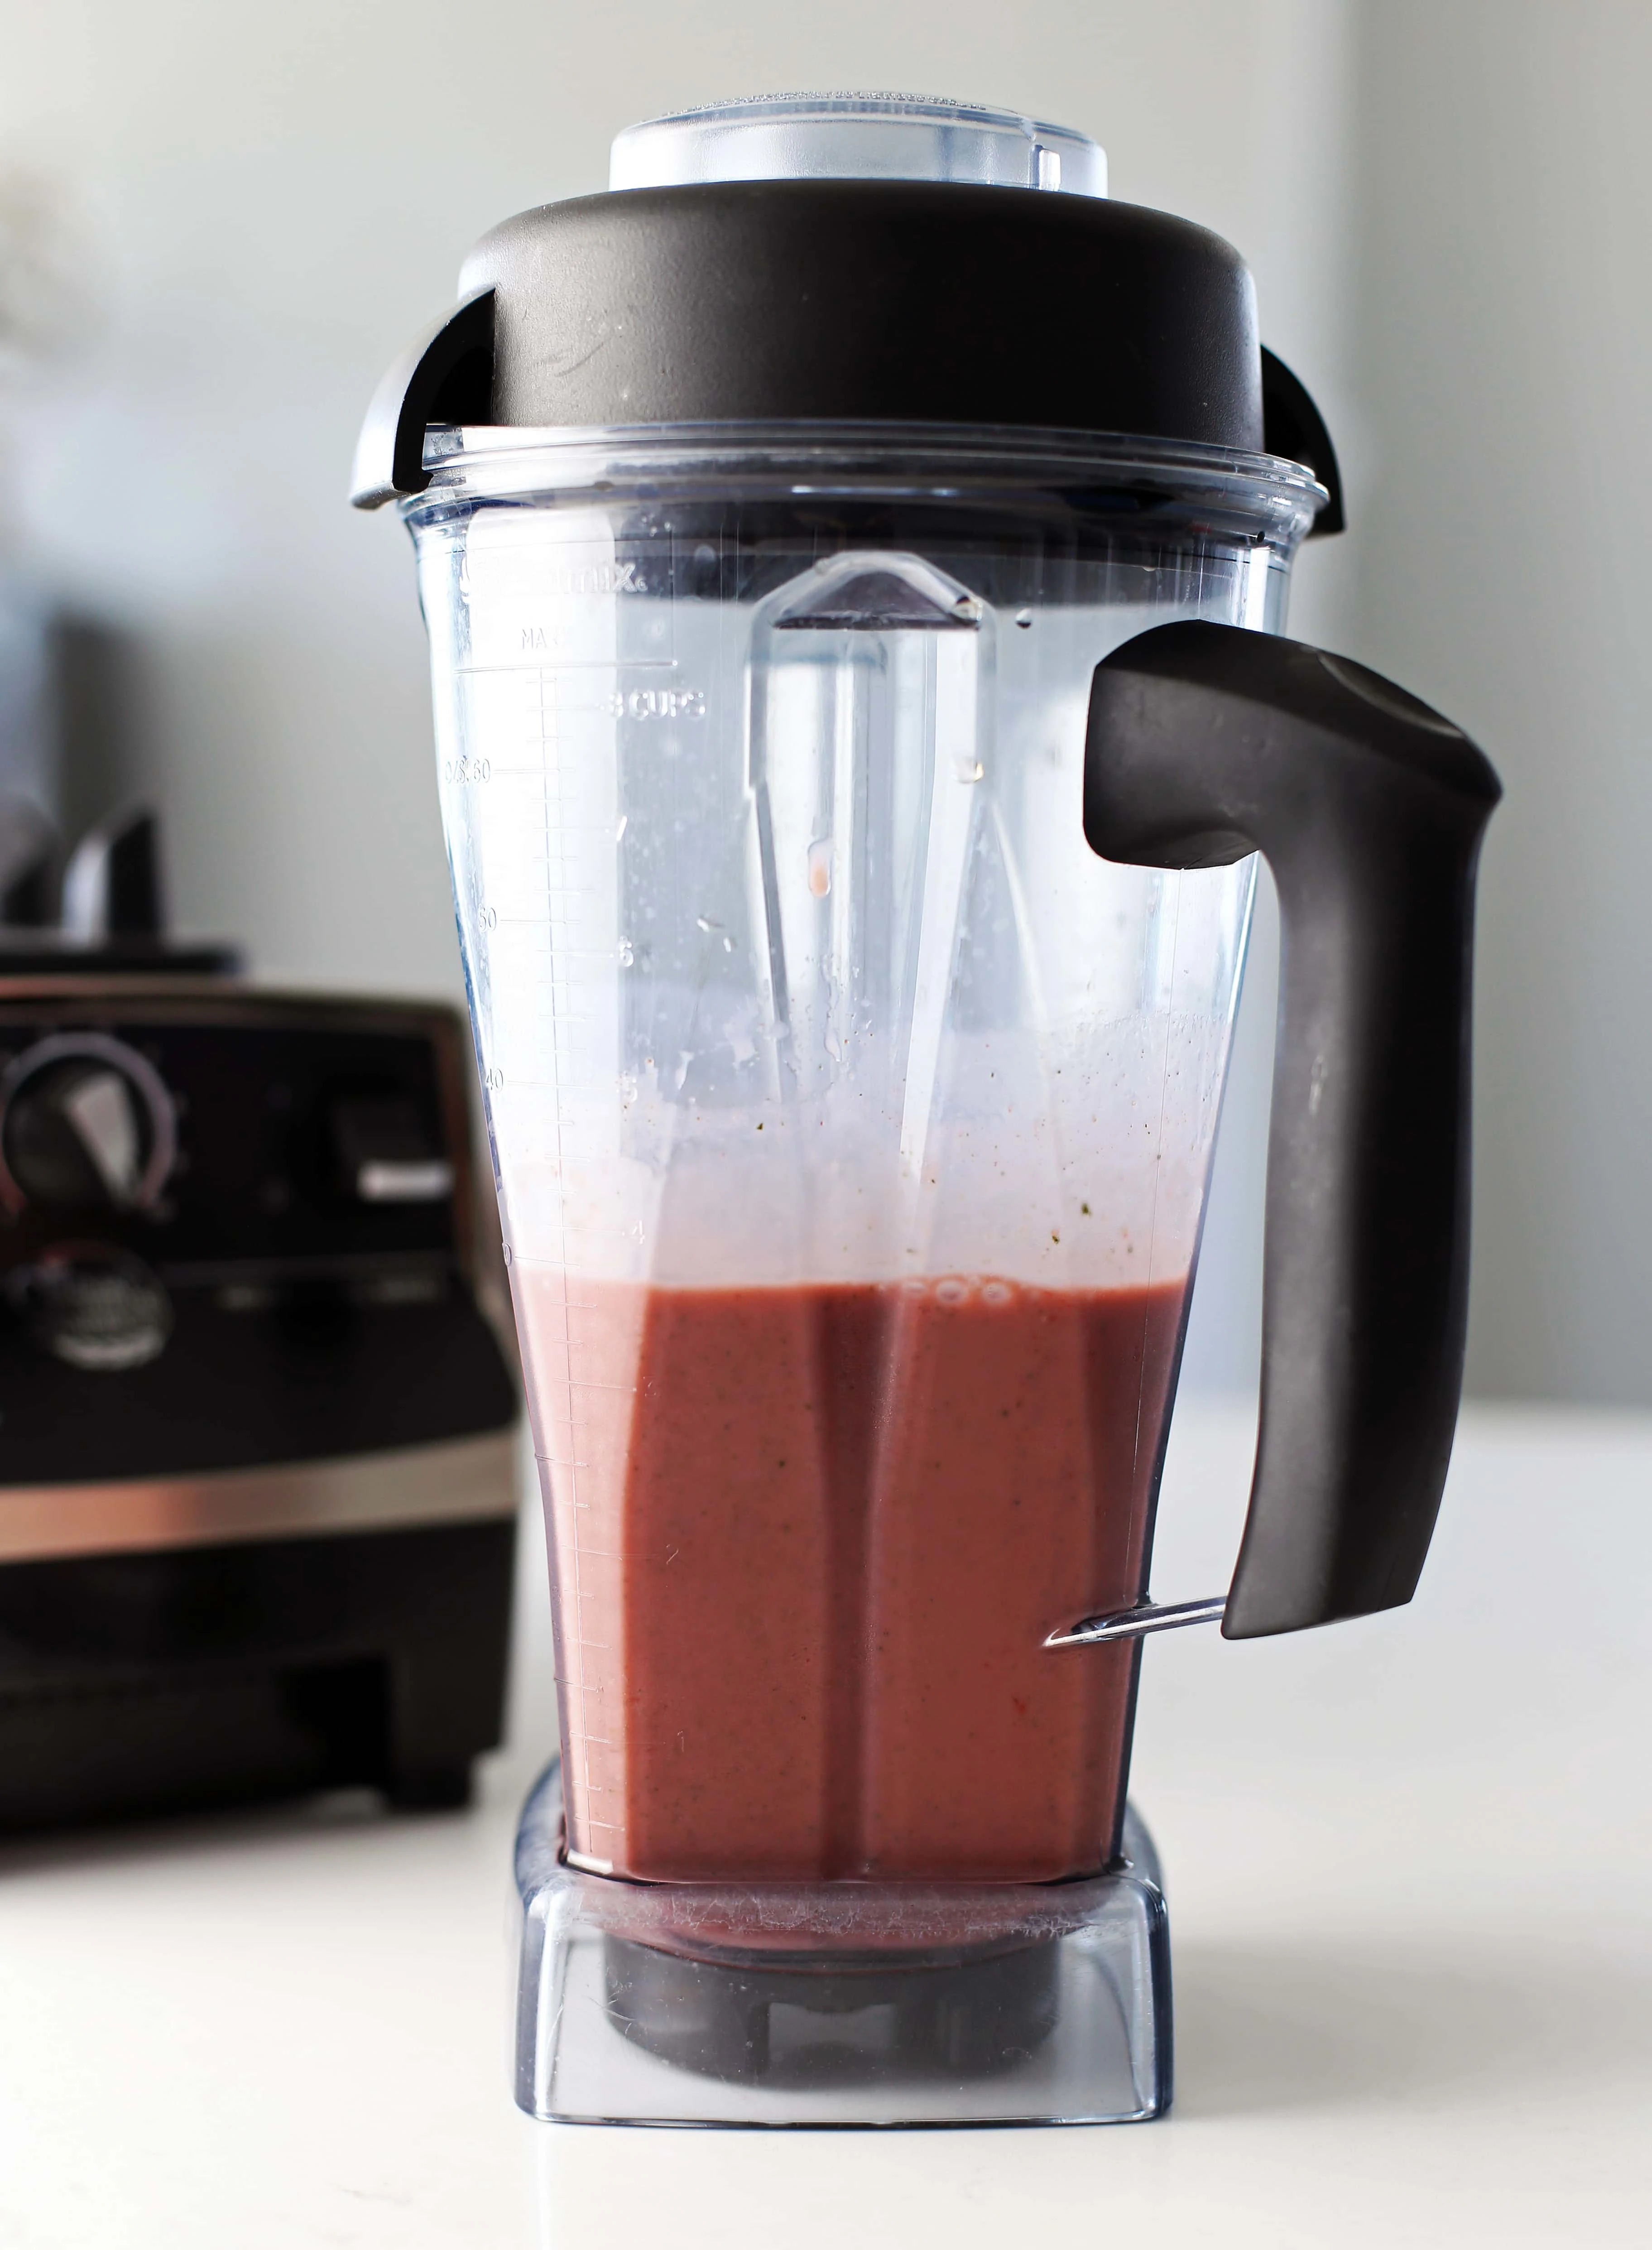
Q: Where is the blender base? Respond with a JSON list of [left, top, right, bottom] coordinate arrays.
[[513, 1760, 1171, 2127]]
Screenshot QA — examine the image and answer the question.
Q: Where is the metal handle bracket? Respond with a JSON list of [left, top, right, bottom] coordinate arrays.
[[1046, 1595, 1227, 1649]]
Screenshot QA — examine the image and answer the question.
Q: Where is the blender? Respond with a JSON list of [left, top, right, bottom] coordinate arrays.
[[353, 95, 1498, 2125]]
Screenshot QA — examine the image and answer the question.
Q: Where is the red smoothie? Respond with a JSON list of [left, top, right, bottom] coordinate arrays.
[[521, 1270, 1186, 1883]]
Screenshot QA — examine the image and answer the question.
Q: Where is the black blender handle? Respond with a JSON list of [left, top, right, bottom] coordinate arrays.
[[1084, 621, 1500, 1638]]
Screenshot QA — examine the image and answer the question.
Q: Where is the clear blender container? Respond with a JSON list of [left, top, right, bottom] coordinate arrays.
[[409, 424, 1317, 1883], [357, 96, 1496, 2125]]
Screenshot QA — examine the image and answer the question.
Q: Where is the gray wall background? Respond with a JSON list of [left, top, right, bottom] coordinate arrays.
[[1, 0, 1645, 1406], [1343, 0, 1652, 1405]]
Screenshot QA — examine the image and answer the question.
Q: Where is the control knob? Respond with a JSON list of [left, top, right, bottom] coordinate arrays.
[[0, 1034, 177, 1216]]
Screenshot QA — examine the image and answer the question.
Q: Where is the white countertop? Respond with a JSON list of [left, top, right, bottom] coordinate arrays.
[[3, 1401, 1649, 2248]]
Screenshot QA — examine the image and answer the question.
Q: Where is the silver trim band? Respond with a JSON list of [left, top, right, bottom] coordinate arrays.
[[0, 1428, 520, 1565]]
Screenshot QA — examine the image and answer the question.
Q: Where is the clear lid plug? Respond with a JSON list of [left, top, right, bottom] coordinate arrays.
[[609, 93, 1106, 198]]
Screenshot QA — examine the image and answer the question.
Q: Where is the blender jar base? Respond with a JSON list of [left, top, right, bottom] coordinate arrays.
[[513, 1760, 1172, 2126]]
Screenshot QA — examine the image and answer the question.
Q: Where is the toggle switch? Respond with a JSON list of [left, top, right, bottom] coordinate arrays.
[[330, 1097, 454, 1205]]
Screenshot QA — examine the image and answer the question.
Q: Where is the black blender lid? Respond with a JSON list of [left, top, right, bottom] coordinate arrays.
[[352, 94, 1342, 531]]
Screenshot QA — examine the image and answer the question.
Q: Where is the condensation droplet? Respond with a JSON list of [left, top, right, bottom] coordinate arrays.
[[1015, 607, 1033, 629], [807, 839, 833, 898]]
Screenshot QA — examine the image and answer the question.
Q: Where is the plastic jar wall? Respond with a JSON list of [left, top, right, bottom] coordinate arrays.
[[406, 425, 1319, 1881]]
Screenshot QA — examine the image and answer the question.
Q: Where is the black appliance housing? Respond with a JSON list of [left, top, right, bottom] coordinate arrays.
[[0, 963, 519, 1831]]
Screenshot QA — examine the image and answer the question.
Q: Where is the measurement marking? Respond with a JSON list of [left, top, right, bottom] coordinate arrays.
[[455, 659, 677, 677], [495, 935, 617, 951]]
